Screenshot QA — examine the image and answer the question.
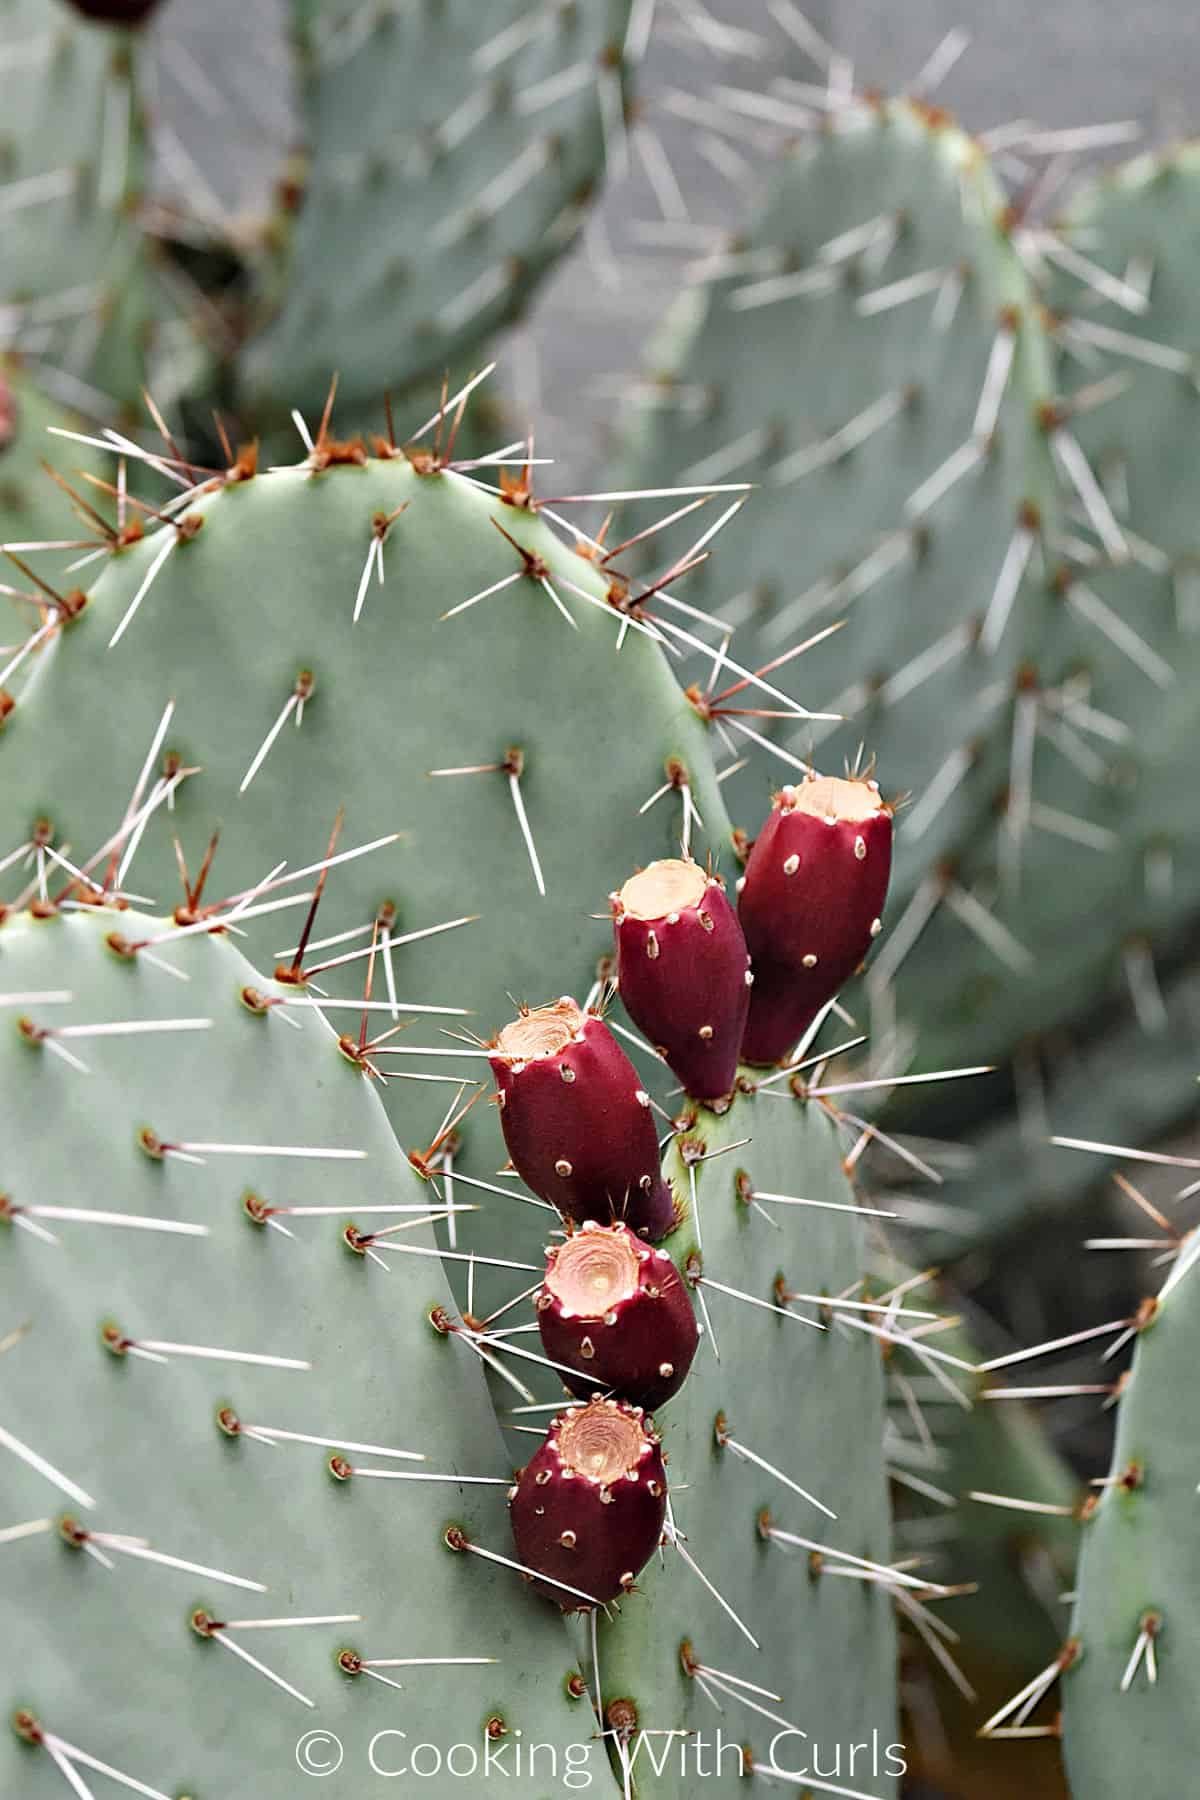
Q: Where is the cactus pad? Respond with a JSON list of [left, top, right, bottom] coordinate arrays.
[[0, 426, 733, 1309], [0, 903, 595, 1797], [242, 0, 634, 420], [627, 96, 1060, 893], [590, 1077, 900, 1795], [1063, 1252, 1200, 1796], [0, 0, 213, 416]]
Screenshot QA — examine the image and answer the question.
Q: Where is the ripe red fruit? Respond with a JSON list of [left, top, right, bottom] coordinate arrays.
[[489, 998, 676, 1240], [612, 858, 751, 1102], [738, 773, 892, 1066], [536, 1220, 699, 1410], [508, 1397, 667, 1608], [64, 0, 163, 23], [0, 376, 16, 456]]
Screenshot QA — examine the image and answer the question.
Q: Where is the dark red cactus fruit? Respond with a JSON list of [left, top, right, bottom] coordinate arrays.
[[508, 1397, 667, 1608], [536, 1220, 699, 1410], [611, 858, 752, 1102], [0, 375, 16, 457], [64, 0, 164, 23], [738, 773, 893, 1066], [489, 997, 676, 1240]]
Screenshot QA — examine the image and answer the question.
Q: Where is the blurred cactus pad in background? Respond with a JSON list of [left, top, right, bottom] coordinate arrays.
[[4, 2, 1200, 1797]]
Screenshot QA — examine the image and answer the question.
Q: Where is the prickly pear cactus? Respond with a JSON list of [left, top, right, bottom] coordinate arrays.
[[482, 884, 901, 1788], [880, 146, 1200, 1086], [476, 824, 901, 1791], [0, 873, 904, 1792], [0, 423, 734, 1306], [590, 1082, 900, 1795], [0, 0, 212, 416], [627, 96, 1060, 895], [0, 904, 593, 1798], [996, 148, 1200, 1040], [885, 147, 1200, 1246], [966, 150, 1200, 1147], [0, 360, 100, 555], [0, 412, 904, 1795], [627, 86, 1200, 1255], [242, 0, 635, 421], [1059, 1248, 1200, 1798], [980, 1234, 1200, 1792]]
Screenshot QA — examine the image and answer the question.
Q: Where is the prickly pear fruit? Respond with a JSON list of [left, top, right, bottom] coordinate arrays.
[[612, 858, 751, 1101], [63, 0, 162, 22], [489, 998, 675, 1239], [0, 373, 16, 452], [509, 1397, 668, 1608], [536, 1219, 699, 1410], [739, 773, 893, 1065]]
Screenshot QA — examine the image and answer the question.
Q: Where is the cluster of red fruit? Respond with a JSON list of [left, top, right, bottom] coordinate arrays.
[[488, 775, 893, 1611]]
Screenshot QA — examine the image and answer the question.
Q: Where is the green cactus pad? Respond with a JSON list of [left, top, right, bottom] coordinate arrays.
[[0, 430, 733, 1313], [626, 96, 1060, 891], [0, 904, 598, 1797], [885, 146, 1200, 1081], [882, 147, 1200, 1243], [242, 0, 634, 421], [0, 0, 212, 416], [1061, 1251, 1200, 1797], [625, 95, 1200, 1253], [588, 1076, 899, 1796], [0, 359, 101, 561]]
